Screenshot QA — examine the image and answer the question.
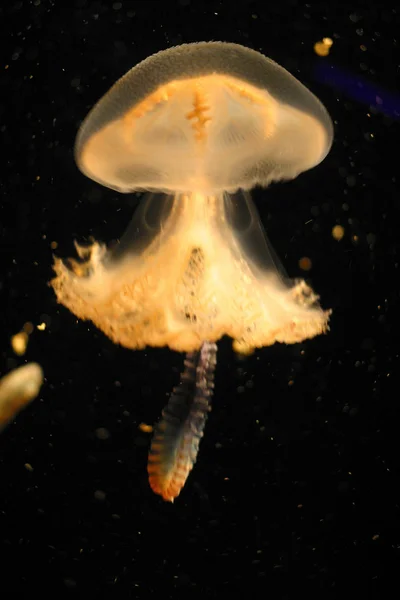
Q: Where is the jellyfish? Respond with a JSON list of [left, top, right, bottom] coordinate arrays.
[[51, 42, 333, 501]]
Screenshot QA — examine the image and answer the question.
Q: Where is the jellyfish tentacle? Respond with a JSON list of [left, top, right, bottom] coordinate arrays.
[[148, 341, 217, 502]]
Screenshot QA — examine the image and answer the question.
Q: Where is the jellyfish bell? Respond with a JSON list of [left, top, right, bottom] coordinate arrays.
[[75, 42, 332, 194], [51, 41, 333, 354]]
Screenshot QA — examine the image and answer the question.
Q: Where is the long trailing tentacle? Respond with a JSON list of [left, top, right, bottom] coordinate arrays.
[[148, 341, 217, 502]]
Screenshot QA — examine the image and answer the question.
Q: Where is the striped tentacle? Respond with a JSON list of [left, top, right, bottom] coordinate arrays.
[[148, 341, 217, 502]]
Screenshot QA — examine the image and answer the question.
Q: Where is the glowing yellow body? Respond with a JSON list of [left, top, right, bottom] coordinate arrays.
[[52, 192, 330, 354], [50, 42, 333, 500]]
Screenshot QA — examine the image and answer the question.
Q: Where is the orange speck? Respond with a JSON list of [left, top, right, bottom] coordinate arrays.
[[314, 38, 333, 57], [299, 257, 312, 271], [139, 423, 153, 433], [332, 225, 345, 241]]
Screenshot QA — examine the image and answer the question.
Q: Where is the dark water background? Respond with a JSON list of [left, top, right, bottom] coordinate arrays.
[[1, 0, 399, 597]]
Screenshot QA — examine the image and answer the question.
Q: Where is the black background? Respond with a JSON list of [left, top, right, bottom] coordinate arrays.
[[1, 0, 399, 597]]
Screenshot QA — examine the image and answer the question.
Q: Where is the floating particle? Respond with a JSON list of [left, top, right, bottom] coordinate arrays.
[[95, 427, 110, 440], [299, 256, 312, 271], [314, 37, 333, 57], [0, 363, 44, 432], [332, 225, 345, 241], [139, 423, 153, 433], [37, 322, 46, 331], [23, 322, 34, 335], [11, 331, 29, 356]]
